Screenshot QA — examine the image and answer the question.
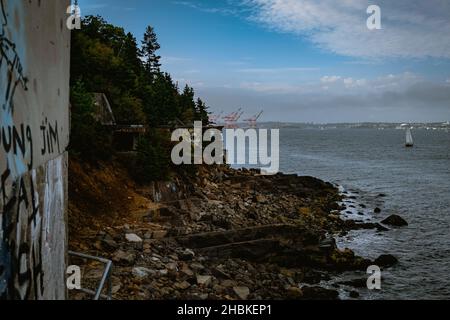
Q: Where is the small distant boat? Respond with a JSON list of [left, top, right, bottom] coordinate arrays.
[[405, 127, 414, 147]]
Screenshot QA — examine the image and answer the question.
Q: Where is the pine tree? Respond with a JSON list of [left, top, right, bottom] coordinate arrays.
[[141, 26, 161, 75], [195, 98, 210, 124], [179, 85, 196, 124]]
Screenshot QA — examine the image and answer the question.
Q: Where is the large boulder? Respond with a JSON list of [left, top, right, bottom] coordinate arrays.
[[381, 215, 408, 227], [374, 254, 398, 267]]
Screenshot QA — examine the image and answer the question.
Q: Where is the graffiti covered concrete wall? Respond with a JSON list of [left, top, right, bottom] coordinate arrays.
[[0, 0, 70, 299]]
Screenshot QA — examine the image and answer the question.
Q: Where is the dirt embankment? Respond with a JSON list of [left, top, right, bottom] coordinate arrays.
[[69, 158, 161, 251], [68, 158, 396, 300]]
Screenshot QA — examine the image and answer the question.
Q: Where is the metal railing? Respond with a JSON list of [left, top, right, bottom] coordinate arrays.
[[68, 251, 113, 300]]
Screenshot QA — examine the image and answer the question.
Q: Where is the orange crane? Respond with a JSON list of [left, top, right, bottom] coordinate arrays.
[[230, 110, 244, 129], [244, 111, 263, 128], [235, 111, 244, 122], [223, 108, 243, 128], [208, 111, 223, 124]]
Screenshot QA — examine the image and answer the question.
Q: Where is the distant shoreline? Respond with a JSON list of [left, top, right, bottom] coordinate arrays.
[[220, 122, 450, 130]]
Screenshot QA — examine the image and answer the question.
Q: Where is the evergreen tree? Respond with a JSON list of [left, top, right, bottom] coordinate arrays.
[[179, 85, 196, 124], [195, 98, 210, 124], [142, 72, 180, 126], [141, 26, 161, 75]]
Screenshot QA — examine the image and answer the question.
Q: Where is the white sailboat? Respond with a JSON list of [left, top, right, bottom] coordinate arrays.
[[405, 127, 414, 147]]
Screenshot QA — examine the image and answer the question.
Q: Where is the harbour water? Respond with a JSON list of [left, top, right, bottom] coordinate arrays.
[[279, 128, 450, 299]]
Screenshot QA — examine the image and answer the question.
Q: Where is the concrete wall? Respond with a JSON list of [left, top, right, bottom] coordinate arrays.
[[0, 0, 70, 299]]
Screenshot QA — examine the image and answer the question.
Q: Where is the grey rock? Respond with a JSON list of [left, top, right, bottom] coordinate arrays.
[[381, 215, 408, 227], [125, 233, 143, 243], [112, 250, 135, 265], [190, 262, 205, 271], [152, 230, 168, 239], [221, 279, 237, 288], [174, 281, 191, 290], [196, 275, 212, 287], [180, 248, 195, 261], [132, 267, 155, 279], [374, 254, 398, 267], [233, 286, 250, 300], [158, 269, 169, 277], [101, 236, 118, 249]]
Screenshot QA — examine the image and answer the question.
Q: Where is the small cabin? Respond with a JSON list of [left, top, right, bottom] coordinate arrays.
[[113, 125, 147, 152]]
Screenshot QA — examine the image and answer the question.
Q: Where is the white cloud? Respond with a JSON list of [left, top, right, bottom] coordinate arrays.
[[343, 77, 367, 88], [325, 72, 419, 91], [237, 67, 319, 73], [321, 75, 341, 83], [243, 0, 450, 59], [238, 72, 421, 94], [175, 78, 205, 89], [240, 81, 303, 93], [343, 78, 353, 85]]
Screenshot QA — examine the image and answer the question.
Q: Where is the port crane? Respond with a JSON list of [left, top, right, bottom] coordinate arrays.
[[244, 111, 263, 128], [208, 111, 223, 124], [223, 108, 243, 128]]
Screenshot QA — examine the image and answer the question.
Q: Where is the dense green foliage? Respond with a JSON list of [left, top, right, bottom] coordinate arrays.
[[133, 130, 171, 182], [69, 80, 113, 161], [69, 16, 210, 181]]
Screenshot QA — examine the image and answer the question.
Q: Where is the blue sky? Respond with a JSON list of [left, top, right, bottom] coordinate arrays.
[[78, 0, 450, 123]]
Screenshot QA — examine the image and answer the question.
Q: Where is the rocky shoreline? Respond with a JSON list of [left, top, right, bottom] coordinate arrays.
[[69, 163, 403, 300]]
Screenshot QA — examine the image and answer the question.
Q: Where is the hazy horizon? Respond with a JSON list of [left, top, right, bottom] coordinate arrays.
[[253, 120, 450, 124]]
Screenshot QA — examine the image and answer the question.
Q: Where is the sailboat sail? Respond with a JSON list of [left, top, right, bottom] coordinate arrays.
[[406, 128, 414, 147]]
